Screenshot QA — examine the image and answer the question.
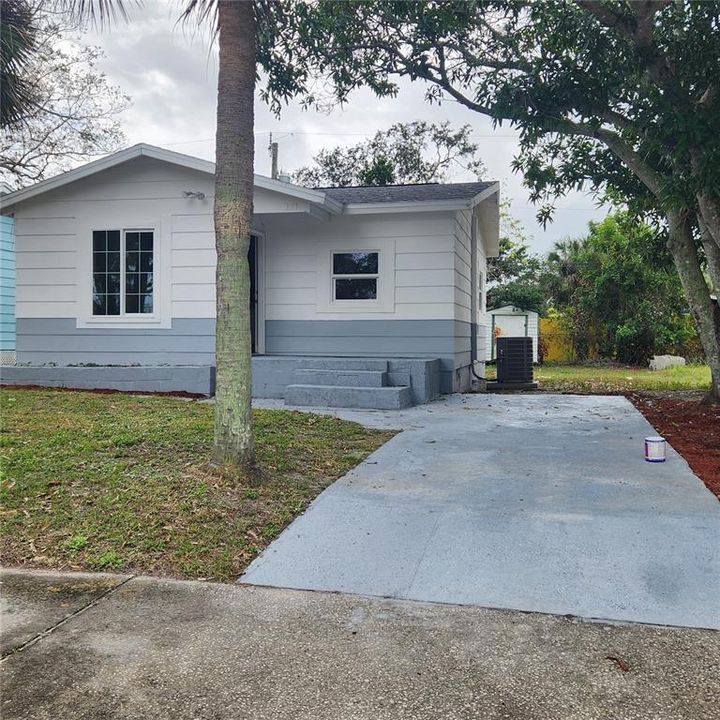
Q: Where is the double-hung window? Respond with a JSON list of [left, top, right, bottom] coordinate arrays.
[[332, 251, 379, 301], [93, 229, 154, 316]]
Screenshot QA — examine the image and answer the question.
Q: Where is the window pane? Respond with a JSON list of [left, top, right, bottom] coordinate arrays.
[[93, 294, 107, 315], [107, 251, 120, 272], [126, 232, 140, 252], [93, 253, 106, 272], [126, 295, 139, 313], [334, 277, 377, 300], [107, 295, 121, 315], [93, 274, 107, 294], [107, 273, 120, 294], [333, 252, 378, 275], [107, 230, 120, 251], [140, 232, 153, 251], [126, 252, 139, 273], [126, 273, 139, 293], [141, 293, 153, 313], [93, 231, 106, 252], [140, 253, 153, 272], [140, 272, 153, 293]]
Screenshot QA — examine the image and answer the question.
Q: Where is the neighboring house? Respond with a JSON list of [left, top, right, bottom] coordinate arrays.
[[0, 214, 16, 366], [486, 305, 539, 364], [0, 144, 499, 408]]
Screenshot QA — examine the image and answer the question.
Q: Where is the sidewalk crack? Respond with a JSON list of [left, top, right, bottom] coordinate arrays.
[[1, 574, 136, 661]]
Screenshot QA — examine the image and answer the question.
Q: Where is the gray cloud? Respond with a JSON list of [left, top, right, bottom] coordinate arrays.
[[85, 0, 611, 254]]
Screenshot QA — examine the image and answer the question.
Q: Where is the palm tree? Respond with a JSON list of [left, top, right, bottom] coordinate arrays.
[[0, 0, 39, 128], [35, 0, 257, 469], [207, 1, 256, 467]]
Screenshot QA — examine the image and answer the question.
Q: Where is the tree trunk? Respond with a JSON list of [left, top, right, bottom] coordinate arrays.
[[698, 212, 720, 295], [667, 211, 720, 402], [695, 188, 720, 252], [212, 0, 256, 467]]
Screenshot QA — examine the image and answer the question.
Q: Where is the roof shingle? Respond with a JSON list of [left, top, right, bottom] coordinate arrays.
[[319, 181, 494, 205]]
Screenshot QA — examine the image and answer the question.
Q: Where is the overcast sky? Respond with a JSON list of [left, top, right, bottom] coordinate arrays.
[[84, 1, 610, 254]]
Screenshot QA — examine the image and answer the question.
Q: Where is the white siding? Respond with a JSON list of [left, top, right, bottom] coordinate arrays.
[[8, 156, 338, 325], [261, 212, 458, 322], [10, 156, 218, 324]]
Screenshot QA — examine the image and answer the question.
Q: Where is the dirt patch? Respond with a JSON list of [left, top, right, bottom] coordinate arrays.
[[629, 392, 720, 501]]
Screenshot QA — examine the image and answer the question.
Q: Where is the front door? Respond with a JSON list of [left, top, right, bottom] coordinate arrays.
[[249, 235, 257, 354]]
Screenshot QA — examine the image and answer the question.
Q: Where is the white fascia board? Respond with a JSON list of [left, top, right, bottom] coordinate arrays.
[[0, 142, 340, 215], [468, 182, 500, 208], [342, 198, 472, 215], [473, 183, 500, 258]]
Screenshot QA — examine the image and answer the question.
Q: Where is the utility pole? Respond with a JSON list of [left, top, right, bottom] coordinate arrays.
[[269, 132, 279, 179]]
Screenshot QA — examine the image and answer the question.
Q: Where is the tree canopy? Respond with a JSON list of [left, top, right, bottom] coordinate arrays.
[[486, 202, 544, 313], [544, 213, 696, 364], [0, 1, 129, 187], [293, 121, 486, 187]]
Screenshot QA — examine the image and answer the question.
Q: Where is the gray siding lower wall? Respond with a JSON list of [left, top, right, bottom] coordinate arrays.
[[16, 318, 215, 366]]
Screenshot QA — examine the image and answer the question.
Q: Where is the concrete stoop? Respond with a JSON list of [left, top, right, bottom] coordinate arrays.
[[283, 360, 414, 409]]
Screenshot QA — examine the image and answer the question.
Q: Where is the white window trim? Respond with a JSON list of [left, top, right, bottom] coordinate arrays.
[[317, 239, 395, 314], [331, 251, 379, 302], [77, 216, 171, 329]]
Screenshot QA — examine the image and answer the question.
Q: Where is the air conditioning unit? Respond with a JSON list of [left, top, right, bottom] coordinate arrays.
[[496, 337, 533, 384]]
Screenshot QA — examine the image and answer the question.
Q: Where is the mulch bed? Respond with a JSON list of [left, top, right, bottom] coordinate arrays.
[[629, 392, 720, 501]]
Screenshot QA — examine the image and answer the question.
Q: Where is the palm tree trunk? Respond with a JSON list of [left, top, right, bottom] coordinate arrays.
[[212, 0, 255, 467]]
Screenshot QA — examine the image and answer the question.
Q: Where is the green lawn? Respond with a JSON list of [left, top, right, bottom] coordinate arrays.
[[0, 389, 394, 582], [486, 363, 711, 393]]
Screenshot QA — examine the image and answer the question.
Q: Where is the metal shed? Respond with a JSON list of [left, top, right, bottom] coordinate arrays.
[[486, 305, 539, 363]]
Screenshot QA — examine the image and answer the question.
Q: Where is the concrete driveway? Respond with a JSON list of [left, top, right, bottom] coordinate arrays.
[[243, 394, 720, 629]]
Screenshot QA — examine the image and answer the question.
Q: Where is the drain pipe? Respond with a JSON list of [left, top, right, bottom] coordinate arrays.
[[469, 215, 484, 383]]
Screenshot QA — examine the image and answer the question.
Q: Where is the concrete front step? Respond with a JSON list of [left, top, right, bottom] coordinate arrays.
[[284, 384, 413, 410], [296, 358, 389, 372], [291, 369, 387, 388]]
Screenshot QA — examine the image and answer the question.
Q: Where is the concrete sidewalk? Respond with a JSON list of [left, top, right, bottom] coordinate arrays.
[[244, 394, 720, 629], [2, 568, 719, 720]]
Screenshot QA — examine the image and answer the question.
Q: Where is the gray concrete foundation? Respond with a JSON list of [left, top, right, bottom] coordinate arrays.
[[0, 365, 215, 395], [1, 356, 442, 406]]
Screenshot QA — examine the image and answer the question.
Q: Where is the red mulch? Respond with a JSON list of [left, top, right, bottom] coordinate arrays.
[[629, 392, 720, 501]]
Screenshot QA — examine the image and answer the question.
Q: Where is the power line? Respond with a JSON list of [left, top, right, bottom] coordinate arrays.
[[160, 129, 520, 147]]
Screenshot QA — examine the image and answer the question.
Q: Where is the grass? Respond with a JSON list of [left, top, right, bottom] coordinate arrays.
[[0, 388, 394, 582], [485, 363, 711, 393]]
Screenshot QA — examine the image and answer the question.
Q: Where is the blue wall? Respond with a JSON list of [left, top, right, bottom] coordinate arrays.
[[0, 216, 15, 353]]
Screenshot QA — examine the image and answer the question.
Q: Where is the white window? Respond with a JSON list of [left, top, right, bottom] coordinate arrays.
[[92, 229, 154, 316], [331, 251, 379, 301], [317, 239, 395, 314]]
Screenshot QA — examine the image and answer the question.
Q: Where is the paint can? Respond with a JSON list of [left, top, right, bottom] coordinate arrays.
[[644, 436, 666, 463]]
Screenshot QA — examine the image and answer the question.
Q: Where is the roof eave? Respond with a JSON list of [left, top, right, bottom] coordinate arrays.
[[342, 198, 474, 215], [0, 143, 339, 214]]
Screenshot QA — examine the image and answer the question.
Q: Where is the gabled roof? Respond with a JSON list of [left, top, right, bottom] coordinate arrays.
[[0, 143, 341, 213], [0, 143, 499, 219]]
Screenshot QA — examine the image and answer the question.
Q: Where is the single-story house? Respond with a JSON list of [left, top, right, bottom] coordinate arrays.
[[0, 144, 499, 408], [486, 305, 539, 363]]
